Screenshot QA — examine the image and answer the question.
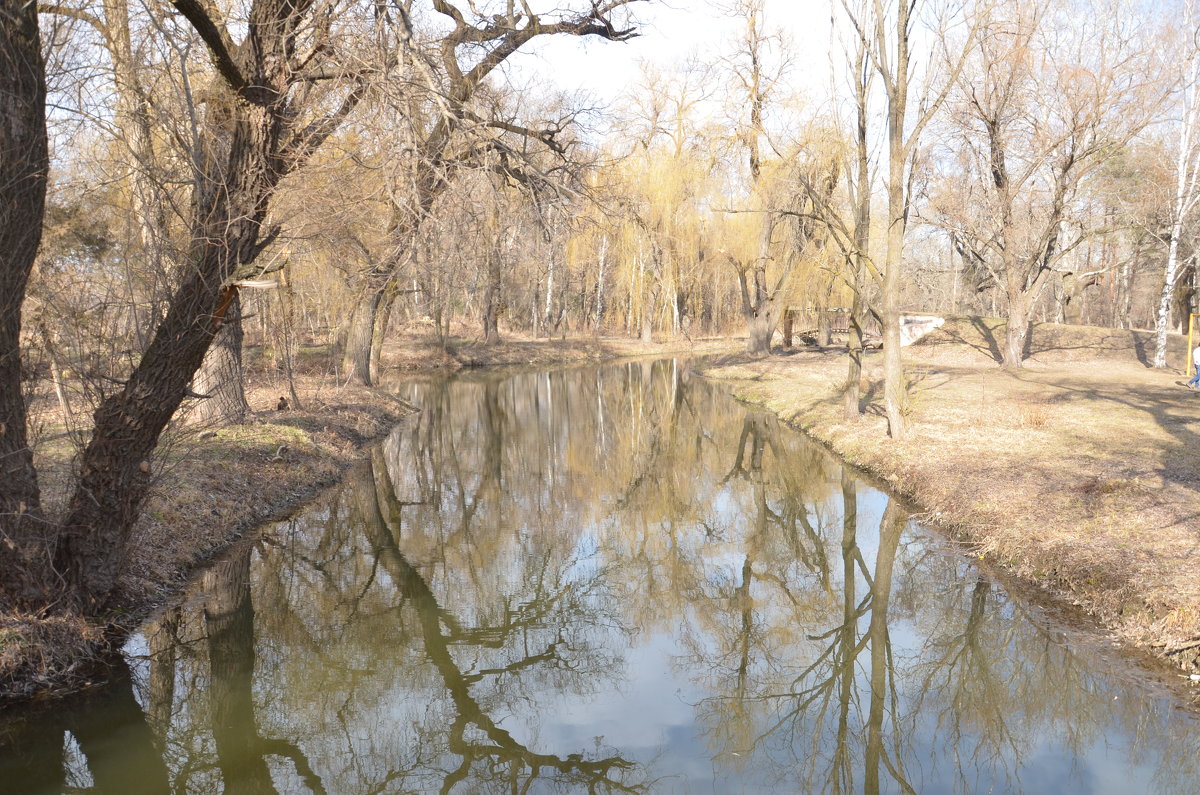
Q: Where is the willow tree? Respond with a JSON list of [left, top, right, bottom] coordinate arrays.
[[615, 69, 715, 340], [722, 0, 795, 355]]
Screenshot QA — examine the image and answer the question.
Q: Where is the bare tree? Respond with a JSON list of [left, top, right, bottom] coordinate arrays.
[[842, 0, 981, 437], [1, 0, 369, 612], [0, 0, 51, 606], [1154, 0, 1200, 367], [839, 0, 875, 419], [340, 0, 645, 385], [934, 0, 1164, 368], [720, 0, 818, 356]]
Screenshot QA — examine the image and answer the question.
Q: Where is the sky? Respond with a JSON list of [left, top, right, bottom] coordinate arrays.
[[506, 0, 838, 107]]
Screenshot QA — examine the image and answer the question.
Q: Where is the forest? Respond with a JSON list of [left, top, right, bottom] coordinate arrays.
[[1, 0, 1198, 657]]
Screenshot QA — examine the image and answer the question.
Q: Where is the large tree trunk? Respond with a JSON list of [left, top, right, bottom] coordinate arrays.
[[817, 309, 832, 347], [369, 286, 398, 385], [881, 89, 908, 436], [54, 1, 312, 609], [881, 176, 907, 437], [193, 294, 250, 425], [54, 282, 247, 607], [746, 299, 782, 356], [1003, 284, 1030, 368], [0, 0, 52, 608], [342, 287, 385, 386], [879, 0, 913, 440]]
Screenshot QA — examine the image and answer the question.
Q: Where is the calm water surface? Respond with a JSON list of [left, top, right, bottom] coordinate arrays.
[[3, 359, 1199, 793]]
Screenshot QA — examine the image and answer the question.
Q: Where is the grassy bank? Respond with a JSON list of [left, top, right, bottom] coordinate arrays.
[[2, 368, 413, 703], [380, 327, 742, 371], [702, 317, 1200, 684]]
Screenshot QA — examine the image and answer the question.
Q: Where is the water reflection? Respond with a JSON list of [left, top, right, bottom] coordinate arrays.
[[3, 359, 1200, 793]]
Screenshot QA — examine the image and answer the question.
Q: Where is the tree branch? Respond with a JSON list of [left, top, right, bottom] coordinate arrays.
[[169, 0, 248, 94]]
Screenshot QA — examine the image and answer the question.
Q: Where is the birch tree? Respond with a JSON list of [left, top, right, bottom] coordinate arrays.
[[1154, 0, 1200, 368]]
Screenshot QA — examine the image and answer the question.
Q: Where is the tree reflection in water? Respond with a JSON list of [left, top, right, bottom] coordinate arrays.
[[4, 359, 1200, 793]]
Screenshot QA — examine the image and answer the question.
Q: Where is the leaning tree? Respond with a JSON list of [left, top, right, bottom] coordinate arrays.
[[0, 0, 371, 613]]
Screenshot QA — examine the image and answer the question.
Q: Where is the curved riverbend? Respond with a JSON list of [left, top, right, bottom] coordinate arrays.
[[3, 358, 1199, 793]]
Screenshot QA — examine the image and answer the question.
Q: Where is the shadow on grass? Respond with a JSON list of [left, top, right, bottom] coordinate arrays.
[[914, 316, 1187, 370], [1007, 369, 1200, 499]]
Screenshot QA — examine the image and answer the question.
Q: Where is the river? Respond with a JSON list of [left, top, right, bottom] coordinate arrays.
[[2, 358, 1199, 793]]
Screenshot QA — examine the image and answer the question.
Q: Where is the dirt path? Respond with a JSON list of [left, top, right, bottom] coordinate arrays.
[[702, 328, 1200, 683]]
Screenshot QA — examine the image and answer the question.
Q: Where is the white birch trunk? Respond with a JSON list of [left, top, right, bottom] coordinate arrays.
[[1156, 0, 1200, 367]]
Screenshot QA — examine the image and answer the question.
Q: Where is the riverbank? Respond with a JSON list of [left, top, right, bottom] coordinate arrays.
[[2, 372, 413, 704], [701, 318, 1200, 684], [2, 333, 742, 704], [379, 327, 741, 371]]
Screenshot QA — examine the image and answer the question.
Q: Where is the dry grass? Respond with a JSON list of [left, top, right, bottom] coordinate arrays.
[[0, 615, 105, 703], [380, 323, 742, 372], [703, 318, 1200, 680], [3, 362, 414, 704], [117, 373, 411, 608]]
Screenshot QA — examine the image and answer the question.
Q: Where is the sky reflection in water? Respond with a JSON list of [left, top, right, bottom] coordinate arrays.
[[3, 358, 1199, 794]]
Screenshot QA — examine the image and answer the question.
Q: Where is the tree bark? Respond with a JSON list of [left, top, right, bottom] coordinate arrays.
[[483, 243, 502, 345], [0, 0, 52, 608], [369, 285, 398, 384], [342, 287, 385, 386], [746, 299, 782, 355], [1002, 290, 1030, 368], [845, 292, 865, 420], [880, 1, 911, 440], [193, 294, 250, 424], [641, 284, 657, 343]]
